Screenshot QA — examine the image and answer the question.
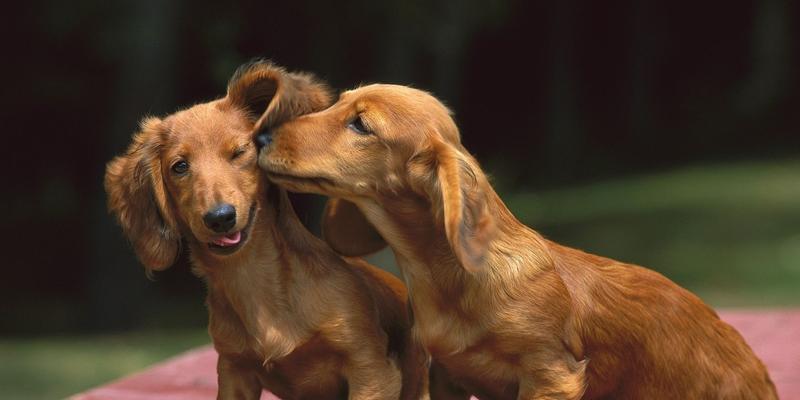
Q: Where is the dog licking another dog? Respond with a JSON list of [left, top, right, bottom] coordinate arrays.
[[107, 62, 776, 399]]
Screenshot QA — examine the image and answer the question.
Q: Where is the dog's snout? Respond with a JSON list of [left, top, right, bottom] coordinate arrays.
[[255, 129, 273, 150], [204, 204, 237, 233]]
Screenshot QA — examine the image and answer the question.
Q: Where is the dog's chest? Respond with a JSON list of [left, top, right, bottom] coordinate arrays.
[[248, 315, 302, 362], [415, 310, 520, 399], [257, 335, 347, 400], [409, 281, 492, 355], [411, 299, 527, 400], [436, 347, 520, 400], [208, 292, 307, 366], [414, 308, 479, 355]]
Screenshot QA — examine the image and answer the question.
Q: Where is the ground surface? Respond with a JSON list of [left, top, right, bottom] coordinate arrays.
[[72, 309, 800, 400]]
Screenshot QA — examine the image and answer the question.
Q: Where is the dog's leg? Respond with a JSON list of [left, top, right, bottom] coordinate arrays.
[[428, 361, 470, 400], [344, 350, 403, 400], [216, 355, 262, 400], [399, 341, 431, 400], [517, 355, 587, 400]]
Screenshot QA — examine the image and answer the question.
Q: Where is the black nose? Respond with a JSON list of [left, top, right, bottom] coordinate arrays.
[[203, 204, 236, 233], [254, 129, 273, 150]]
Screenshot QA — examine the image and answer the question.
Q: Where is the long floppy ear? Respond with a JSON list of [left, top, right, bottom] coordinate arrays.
[[321, 198, 387, 257], [226, 59, 333, 128], [430, 138, 496, 274], [105, 117, 180, 271]]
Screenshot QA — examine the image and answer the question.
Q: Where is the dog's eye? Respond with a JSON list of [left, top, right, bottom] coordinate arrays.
[[232, 146, 247, 160], [171, 160, 189, 175], [347, 115, 372, 135]]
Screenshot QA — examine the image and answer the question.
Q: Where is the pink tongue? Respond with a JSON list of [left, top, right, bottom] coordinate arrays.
[[212, 231, 241, 247]]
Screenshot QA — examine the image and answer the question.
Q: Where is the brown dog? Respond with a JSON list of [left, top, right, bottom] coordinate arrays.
[[105, 65, 427, 400], [258, 84, 777, 399]]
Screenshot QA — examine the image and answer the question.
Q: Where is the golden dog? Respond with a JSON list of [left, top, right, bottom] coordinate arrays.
[[258, 84, 777, 399], [105, 65, 427, 400]]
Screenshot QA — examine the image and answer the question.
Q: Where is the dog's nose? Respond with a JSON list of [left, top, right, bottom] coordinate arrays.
[[203, 204, 236, 233], [254, 129, 273, 150]]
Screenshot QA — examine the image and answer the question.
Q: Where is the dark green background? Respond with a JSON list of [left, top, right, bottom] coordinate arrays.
[[1, 0, 798, 397]]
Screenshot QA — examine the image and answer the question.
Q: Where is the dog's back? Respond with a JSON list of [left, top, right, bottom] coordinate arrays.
[[550, 242, 777, 399]]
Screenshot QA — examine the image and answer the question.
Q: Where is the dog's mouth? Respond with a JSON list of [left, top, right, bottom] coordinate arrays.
[[207, 203, 257, 256], [265, 171, 336, 191]]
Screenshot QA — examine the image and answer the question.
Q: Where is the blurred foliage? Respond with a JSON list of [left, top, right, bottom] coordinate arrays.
[[0, 329, 208, 399]]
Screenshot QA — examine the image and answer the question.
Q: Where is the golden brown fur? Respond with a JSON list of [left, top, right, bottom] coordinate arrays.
[[105, 65, 427, 400], [259, 84, 777, 399]]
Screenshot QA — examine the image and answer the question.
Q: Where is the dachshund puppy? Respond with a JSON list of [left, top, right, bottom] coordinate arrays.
[[105, 65, 427, 400], [258, 84, 777, 399]]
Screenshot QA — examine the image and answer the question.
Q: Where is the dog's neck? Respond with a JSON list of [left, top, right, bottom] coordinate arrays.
[[355, 187, 554, 352], [189, 182, 329, 359], [357, 186, 552, 305], [354, 194, 457, 295]]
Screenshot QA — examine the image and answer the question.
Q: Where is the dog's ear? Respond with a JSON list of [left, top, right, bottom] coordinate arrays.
[[226, 60, 333, 128], [321, 198, 387, 257], [428, 138, 496, 274], [105, 117, 180, 272]]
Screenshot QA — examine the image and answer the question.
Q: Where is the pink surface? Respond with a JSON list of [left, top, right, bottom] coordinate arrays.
[[72, 310, 800, 400]]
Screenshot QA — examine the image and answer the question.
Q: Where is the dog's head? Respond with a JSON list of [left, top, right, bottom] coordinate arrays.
[[105, 61, 331, 271], [259, 84, 495, 273]]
